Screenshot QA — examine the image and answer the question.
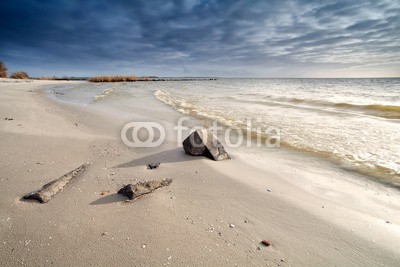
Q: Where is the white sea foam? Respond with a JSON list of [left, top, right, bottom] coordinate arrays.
[[94, 88, 114, 101]]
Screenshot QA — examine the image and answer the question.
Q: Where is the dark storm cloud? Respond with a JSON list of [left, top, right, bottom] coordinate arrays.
[[0, 0, 399, 77]]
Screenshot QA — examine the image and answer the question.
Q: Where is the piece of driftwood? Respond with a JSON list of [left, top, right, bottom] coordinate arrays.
[[23, 163, 89, 203], [118, 178, 172, 200]]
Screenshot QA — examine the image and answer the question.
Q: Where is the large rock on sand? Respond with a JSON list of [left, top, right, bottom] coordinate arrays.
[[182, 129, 230, 161]]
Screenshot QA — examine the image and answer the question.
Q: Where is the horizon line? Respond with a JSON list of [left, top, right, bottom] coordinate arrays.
[[18, 76, 400, 79]]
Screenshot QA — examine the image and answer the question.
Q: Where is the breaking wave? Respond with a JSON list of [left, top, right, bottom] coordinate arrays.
[[232, 95, 400, 120], [93, 88, 115, 102]]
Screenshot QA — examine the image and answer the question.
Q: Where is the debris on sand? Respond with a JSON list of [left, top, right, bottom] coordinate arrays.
[[182, 129, 230, 161], [4, 118, 13, 121], [23, 163, 89, 203], [147, 163, 160, 169], [261, 240, 271, 247], [100, 191, 110, 195], [118, 178, 172, 200]]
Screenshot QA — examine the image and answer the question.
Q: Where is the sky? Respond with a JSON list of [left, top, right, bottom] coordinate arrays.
[[0, 0, 399, 78]]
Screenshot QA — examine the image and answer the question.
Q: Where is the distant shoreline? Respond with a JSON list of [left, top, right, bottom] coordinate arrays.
[[88, 76, 218, 82], [21, 76, 219, 82]]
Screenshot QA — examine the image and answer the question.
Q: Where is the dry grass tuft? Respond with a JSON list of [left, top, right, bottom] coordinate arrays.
[[37, 77, 58, 80], [10, 71, 29, 79], [0, 61, 8, 78], [88, 75, 155, 82]]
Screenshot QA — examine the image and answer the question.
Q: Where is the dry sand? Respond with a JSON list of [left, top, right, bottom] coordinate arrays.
[[1, 79, 399, 266]]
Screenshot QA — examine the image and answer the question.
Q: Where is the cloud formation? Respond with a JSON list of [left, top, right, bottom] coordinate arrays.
[[0, 0, 399, 77]]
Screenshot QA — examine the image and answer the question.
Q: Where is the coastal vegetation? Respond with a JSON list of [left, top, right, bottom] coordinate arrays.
[[0, 61, 8, 78], [10, 71, 29, 79], [89, 75, 155, 82]]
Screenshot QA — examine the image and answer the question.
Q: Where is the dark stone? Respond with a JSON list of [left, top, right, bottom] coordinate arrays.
[[182, 129, 230, 161], [147, 163, 160, 169]]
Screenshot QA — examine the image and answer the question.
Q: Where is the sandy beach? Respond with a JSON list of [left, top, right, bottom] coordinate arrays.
[[1, 79, 400, 266]]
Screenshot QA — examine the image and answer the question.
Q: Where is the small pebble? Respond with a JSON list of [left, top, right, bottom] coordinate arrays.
[[261, 240, 271, 247], [142, 244, 146, 248], [266, 188, 272, 192], [147, 163, 160, 169], [257, 246, 262, 250], [229, 224, 235, 228]]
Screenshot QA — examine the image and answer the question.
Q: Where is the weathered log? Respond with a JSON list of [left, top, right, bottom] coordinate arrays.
[[182, 129, 230, 161], [23, 163, 89, 203], [118, 178, 172, 200]]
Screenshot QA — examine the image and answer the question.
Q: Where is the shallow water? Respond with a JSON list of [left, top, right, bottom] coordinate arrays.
[[47, 78, 400, 186]]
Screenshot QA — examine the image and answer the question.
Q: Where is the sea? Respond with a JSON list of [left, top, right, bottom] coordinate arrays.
[[48, 78, 400, 186]]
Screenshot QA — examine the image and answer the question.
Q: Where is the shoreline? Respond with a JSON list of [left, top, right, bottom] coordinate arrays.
[[1, 79, 399, 266]]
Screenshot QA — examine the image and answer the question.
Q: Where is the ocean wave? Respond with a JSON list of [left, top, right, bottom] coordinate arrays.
[[232, 95, 400, 119], [281, 97, 400, 119], [334, 103, 400, 119], [154, 89, 400, 186], [93, 88, 115, 102]]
